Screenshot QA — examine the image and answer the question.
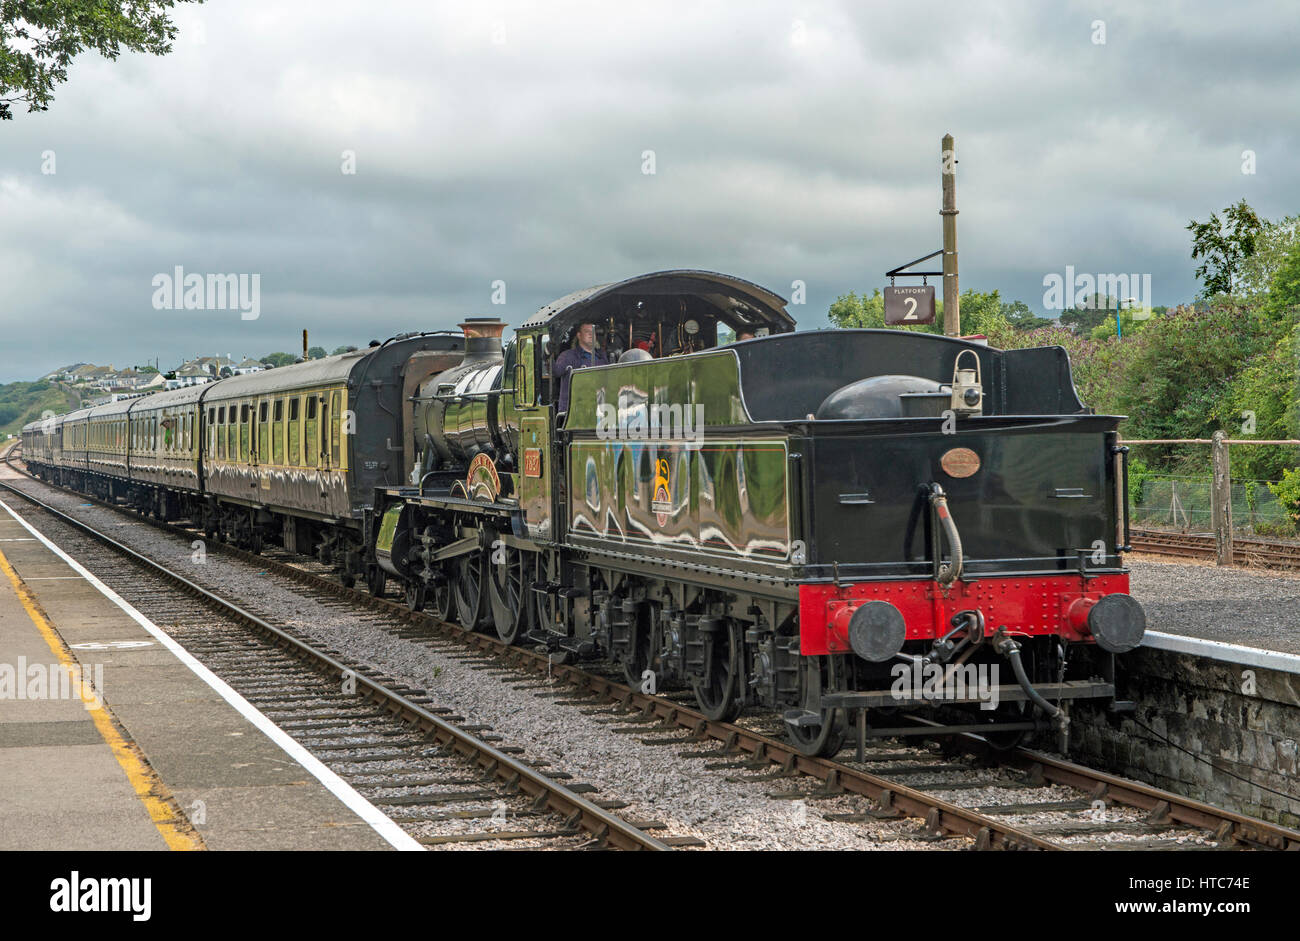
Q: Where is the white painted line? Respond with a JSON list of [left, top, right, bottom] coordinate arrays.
[[1143, 629, 1300, 676], [0, 497, 423, 851]]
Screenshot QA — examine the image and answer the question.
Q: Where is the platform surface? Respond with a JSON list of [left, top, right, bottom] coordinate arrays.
[[0, 491, 402, 851], [1126, 556, 1300, 666]]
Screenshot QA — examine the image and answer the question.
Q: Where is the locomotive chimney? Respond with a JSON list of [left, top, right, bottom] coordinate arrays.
[[459, 317, 506, 363]]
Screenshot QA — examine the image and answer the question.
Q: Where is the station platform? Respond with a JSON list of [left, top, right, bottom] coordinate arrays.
[[1126, 557, 1300, 670], [0, 489, 415, 851]]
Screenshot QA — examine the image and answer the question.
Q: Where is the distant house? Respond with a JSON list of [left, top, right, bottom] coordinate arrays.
[[195, 354, 236, 378], [165, 361, 214, 390], [232, 357, 264, 375], [78, 365, 116, 387], [103, 369, 165, 392]]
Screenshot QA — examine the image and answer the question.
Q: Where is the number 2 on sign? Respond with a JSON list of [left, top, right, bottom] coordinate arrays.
[[903, 297, 918, 320]]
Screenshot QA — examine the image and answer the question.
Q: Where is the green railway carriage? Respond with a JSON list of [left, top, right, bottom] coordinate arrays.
[[86, 397, 132, 481], [193, 334, 464, 569], [57, 407, 94, 483], [20, 333, 465, 586], [127, 384, 205, 509], [200, 357, 356, 548], [20, 419, 54, 466]]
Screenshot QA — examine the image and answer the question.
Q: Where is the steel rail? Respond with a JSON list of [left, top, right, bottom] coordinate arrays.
[[0, 475, 668, 851], [13, 457, 1300, 850], [1131, 528, 1300, 568]]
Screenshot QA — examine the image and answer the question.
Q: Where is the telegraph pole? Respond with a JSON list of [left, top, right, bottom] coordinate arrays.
[[940, 133, 960, 336]]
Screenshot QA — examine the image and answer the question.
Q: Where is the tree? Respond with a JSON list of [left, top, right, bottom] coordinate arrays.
[[828, 288, 1012, 339], [307, 346, 327, 360], [999, 300, 1051, 330], [1, 1, 205, 120], [1186, 198, 1263, 297], [1237, 214, 1300, 298], [259, 352, 295, 368], [1059, 294, 1117, 334], [330, 345, 356, 355], [1261, 239, 1300, 322]]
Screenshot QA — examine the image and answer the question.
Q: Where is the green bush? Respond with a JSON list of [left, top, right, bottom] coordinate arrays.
[[1268, 468, 1300, 523], [1126, 459, 1151, 505]]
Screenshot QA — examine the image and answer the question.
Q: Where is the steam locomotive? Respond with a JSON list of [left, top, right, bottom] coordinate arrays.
[[23, 270, 1145, 756]]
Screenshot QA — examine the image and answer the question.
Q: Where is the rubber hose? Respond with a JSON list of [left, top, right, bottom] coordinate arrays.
[[1005, 645, 1061, 719], [932, 492, 963, 585]]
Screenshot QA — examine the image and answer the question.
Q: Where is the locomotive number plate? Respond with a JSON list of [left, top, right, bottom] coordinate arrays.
[[940, 447, 980, 478], [523, 448, 542, 478]]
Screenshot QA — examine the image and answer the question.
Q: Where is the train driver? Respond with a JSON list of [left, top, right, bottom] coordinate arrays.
[[554, 322, 609, 413]]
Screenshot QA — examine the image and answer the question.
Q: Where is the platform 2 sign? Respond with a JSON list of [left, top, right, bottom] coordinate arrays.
[[884, 285, 936, 325]]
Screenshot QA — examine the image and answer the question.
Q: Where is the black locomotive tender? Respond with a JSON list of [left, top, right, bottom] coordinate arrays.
[[23, 270, 1145, 756]]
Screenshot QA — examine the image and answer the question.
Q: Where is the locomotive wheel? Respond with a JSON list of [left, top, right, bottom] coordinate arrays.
[[533, 552, 565, 636], [786, 709, 847, 757], [692, 618, 743, 722], [487, 544, 528, 645], [430, 575, 454, 622], [404, 579, 426, 612], [620, 601, 653, 689], [454, 551, 489, 630], [366, 565, 387, 598], [786, 659, 847, 757]]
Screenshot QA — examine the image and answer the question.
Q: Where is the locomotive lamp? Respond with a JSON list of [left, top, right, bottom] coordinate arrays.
[[950, 349, 983, 415]]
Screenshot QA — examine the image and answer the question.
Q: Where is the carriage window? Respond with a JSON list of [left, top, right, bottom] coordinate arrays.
[[272, 399, 284, 464], [228, 405, 238, 461], [288, 397, 301, 465], [330, 391, 343, 467], [239, 404, 251, 461], [257, 401, 269, 463], [304, 396, 318, 468]]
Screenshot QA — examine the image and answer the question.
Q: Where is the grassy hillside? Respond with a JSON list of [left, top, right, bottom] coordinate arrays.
[[0, 381, 81, 441]]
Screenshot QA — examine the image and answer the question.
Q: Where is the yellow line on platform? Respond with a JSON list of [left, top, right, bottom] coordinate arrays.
[[0, 545, 204, 851]]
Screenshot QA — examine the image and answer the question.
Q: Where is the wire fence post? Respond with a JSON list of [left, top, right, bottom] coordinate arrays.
[[1211, 431, 1233, 565]]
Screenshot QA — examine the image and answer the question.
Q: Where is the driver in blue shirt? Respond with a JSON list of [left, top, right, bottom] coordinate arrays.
[[553, 322, 609, 413]]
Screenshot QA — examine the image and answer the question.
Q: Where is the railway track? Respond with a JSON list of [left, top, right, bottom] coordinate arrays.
[[1130, 527, 1300, 570], [6, 457, 1299, 851], [0, 473, 672, 851]]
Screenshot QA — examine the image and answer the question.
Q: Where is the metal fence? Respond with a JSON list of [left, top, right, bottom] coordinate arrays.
[[1130, 473, 1294, 537], [1121, 435, 1300, 563]]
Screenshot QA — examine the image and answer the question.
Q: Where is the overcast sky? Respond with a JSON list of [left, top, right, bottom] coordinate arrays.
[[1, 1, 1297, 382]]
